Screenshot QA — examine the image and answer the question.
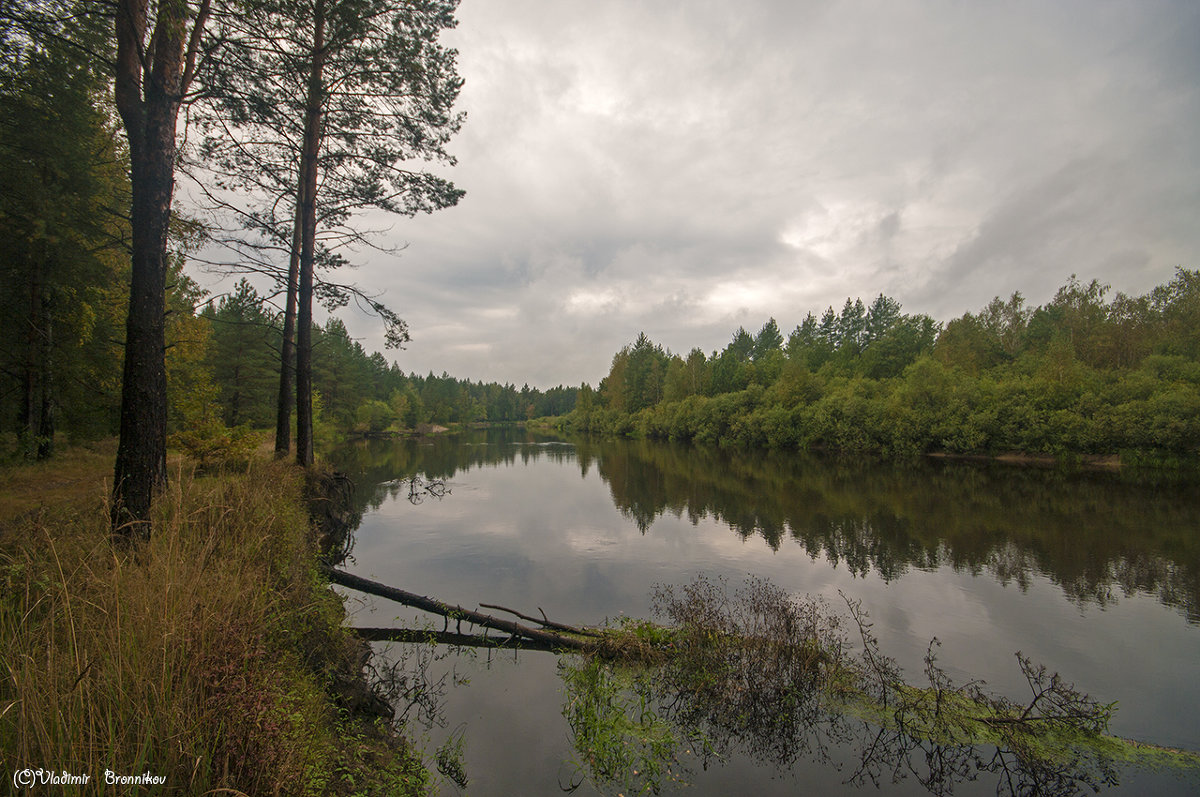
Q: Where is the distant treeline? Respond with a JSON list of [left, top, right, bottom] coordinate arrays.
[[559, 270, 1200, 461], [199, 280, 577, 435], [0, 269, 575, 457]]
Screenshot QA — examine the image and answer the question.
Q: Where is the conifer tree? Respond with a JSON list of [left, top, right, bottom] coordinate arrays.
[[200, 0, 464, 465], [110, 0, 214, 534], [0, 8, 129, 457]]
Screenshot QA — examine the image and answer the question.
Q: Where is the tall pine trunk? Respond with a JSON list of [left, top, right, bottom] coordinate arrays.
[[36, 291, 53, 460], [20, 248, 53, 460], [273, 198, 303, 457], [110, 0, 211, 536], [111, 103, 175, 535], [295, 0, 326, 468]]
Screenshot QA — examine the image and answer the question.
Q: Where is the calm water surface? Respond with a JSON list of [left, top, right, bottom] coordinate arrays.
[[328, 429, 1200, 796]]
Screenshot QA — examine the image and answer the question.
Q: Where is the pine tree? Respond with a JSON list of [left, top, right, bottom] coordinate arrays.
[[0, 5, 129, 457], [200, 0, 464, 464]]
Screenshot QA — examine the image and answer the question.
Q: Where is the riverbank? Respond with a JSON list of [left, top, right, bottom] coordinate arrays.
[[553, 391, 1199, 472], [347, 420, 532, 440], [0, 446, 427, 795]]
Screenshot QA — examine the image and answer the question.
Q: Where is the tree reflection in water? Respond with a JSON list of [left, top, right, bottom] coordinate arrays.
[[585, 438, 1199, 623], [561, 577, 1127, 797], [325, 432, 1200, 794], [328, 431, 1200, 623]]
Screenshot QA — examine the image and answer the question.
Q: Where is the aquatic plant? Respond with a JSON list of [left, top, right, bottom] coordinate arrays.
[[559, 575, 1200, 797]]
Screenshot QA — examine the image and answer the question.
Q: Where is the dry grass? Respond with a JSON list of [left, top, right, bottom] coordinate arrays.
[[0, 456, 427, 796]]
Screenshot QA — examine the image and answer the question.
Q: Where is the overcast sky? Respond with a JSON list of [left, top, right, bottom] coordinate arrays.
[[331, 0, 1200, 389]]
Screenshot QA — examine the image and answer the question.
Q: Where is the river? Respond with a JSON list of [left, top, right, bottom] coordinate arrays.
[[328, 428, 1200, 796]]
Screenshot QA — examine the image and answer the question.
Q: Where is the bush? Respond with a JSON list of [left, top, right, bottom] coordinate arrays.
[[356, 399, 396, 434], [171, 418, 260, 468]]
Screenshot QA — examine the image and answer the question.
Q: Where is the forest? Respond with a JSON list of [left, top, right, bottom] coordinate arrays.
[[195, 280, 578, 437], [0, 0, 573, 478], [3, 0, 1198, 495], [0, 265, 576, 458], [0, 3, 504, 792], [562, 271, 1200, 462], [5, 28, 1199, 474]]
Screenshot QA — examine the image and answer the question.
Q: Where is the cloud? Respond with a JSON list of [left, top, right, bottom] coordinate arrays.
[[318, 0, 1200, 387]]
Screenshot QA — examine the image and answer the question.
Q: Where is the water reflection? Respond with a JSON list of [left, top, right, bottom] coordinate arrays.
[[329, 430, 1200, 623], [559, 588, 1122, 797]]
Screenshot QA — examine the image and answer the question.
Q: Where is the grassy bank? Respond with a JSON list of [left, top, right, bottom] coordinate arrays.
[[0, 448, 427, 795]]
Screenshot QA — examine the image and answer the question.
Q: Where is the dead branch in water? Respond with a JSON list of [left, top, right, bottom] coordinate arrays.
[[478, 602, 605, 637], [350, 627, 563, 653], [323, 565, 601, 652]]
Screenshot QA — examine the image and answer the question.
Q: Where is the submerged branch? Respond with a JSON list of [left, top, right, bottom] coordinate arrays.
[[329, 568, 1199, 796], [561, 576, 1200, 797], [350, 626, 563, 653], [323, 565, 601, 652]]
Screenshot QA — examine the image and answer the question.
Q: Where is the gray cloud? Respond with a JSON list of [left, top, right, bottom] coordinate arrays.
[[319, 0, 1200, 387]]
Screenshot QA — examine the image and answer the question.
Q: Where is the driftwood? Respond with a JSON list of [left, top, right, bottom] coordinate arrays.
[[323, 565, 600, 652], [351, 627, 562, 653]]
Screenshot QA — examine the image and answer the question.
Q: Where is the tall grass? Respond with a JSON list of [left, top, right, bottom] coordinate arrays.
[[0, 458, 426, 795]]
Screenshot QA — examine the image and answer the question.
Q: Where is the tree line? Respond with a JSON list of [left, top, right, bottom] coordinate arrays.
[[562, 270, 1200, 461], [1, 0, 465, 535], [203, 278, 577, 433], [3, 0, 1197, 539], [1, 263, 576, 457]]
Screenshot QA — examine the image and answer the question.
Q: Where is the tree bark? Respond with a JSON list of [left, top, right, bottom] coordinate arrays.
[[36, 292, 54, 460], [110, 0, 211, 537], [273, 197, 303, 457], [20, 248, 46, 460], [20, 264, 54, 461], [111, 101, 175, 536], [295, 0, 326, 468]]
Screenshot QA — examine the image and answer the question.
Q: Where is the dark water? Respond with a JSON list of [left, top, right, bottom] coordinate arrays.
[[328, 428, 1200, 796]]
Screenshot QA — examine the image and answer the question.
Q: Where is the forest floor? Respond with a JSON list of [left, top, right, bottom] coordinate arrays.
[[0, 438, 116, 521]]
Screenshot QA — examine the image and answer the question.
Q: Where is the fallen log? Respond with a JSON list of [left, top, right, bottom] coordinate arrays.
[[323, 565, 599, 652], [351, 626, 562, 653]]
